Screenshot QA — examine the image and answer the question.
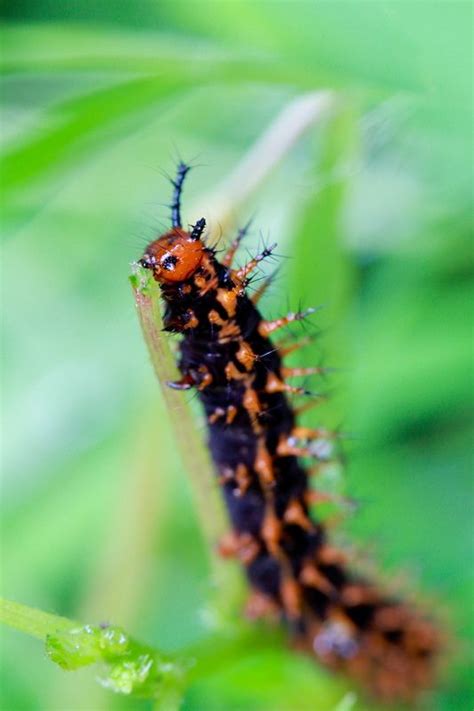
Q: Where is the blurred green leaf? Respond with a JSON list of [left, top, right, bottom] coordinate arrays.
[[1, 3, 472, 710]]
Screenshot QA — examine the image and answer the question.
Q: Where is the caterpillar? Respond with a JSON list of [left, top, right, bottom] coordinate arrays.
[[138, 162, 441, 702]]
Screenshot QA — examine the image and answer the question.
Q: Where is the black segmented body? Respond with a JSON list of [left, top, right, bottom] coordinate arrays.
[[169, 253, 324, 598], [138, 164, 441, 702]]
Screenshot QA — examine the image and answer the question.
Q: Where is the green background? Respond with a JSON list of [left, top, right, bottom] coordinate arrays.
[[1, 2, 472, 710]]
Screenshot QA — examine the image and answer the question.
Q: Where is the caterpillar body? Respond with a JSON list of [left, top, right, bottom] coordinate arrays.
[[138, 163, 440, 702]]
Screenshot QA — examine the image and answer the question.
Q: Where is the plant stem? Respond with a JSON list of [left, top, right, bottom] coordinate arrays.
[[131, 272, 238, 608], [0, 598, 77, 640], [133, 272, 228, 545]]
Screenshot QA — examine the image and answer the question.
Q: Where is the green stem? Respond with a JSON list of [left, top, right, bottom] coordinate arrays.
[[0, 597, 77, 640], [1, 597, 291, 711], [131, 269, 239, 611]]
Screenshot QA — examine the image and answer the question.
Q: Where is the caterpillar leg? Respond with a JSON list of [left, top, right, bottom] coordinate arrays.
[[166, 373, 194, 390], [217, 530, 260, 565], [208, 404, 238, 425]]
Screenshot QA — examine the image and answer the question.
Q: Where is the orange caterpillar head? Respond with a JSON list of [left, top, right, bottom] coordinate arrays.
[[140, 218, 206, 284]]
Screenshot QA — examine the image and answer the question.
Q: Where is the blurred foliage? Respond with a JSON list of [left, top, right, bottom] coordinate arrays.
[[1, 2, 472, 710], [0, 598, 188, 708]]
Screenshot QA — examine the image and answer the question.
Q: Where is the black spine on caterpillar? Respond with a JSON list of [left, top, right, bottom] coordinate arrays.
[[139, 163, 441, 703]]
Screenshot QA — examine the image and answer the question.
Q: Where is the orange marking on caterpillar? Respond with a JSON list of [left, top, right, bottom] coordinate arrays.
[[225, 360, 247, 381], [261, 510, 282, 556], [217, 531, 240, 558], [342, 584, 380, 607], [194, 255, 219, 295], [236, 340, 257, 370], [234, 463, 251, 497], [220, 322, 241, 340], [225, 405, 237, 424], [300, 563, 336, 597], [280, 573, 302, 620], [318, 545, 348, 567], [265, 372, 308, 396], [283, 498, 313, 531], [208, 406, 239, 426], [245, 589, 280, 621], [208, 309, 241, 341], [208, 309, 225, 327], [254, 439, 275, 487], [208, 407, 226, 424], [216, 287, 239, 317], [197, 365, 213, 390], [218, 530, 260, 565], [183, 309, 199, 329], [242, 386, 262, 431], [217, 466, 234, 486]]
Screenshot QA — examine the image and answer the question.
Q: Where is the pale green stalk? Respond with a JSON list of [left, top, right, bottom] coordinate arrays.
[[0, 598, 77, 640]]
